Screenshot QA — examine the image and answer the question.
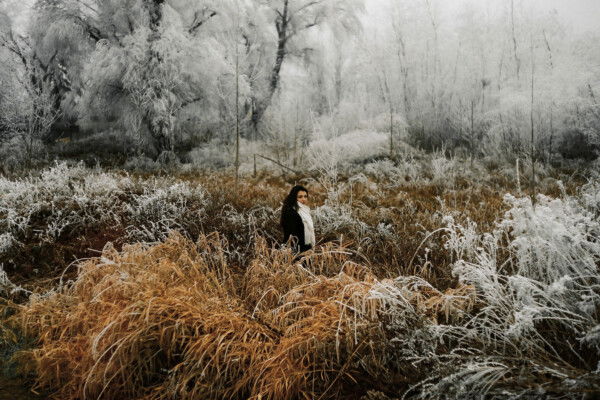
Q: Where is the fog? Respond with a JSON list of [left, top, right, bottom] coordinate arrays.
[[365, 0, 600, 34], [1, 0, 600, 165]]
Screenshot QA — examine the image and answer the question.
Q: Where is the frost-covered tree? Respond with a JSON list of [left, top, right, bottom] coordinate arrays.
[[23, 0, 251, 157], [31, 0, 241, 157], [0, 4, 61, 166], [248, 0, 364, 133]]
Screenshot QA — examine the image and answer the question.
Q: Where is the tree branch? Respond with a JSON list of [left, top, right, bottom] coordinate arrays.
[[181, 96, 203, 108], [256, 154, 299, 174], [73, 0, 98, 16], [189, 9, 218, 35], [293, 1, 323, 16]]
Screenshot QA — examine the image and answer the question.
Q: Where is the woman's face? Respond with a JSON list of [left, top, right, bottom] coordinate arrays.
[[296, 190, 309, 205]]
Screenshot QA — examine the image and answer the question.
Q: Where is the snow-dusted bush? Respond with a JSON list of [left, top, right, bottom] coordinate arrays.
[[499, 193, 600, 283], [0, 136, 46, 172], [314, 204, 371, 240], [187, 140, 233, 170], [429, 156, 458, 185], [409, 190, 600, 398], [308, 130, 389, 168], [580, 180, 600, 216], [427, 153, 491, 186], [216, 205, 279, 258], [363, 158, 421, 186], [0, 162, 211, 263], [442, 216, 481, 263], [0, 162, 127, 247], [0, 233, 17, 256], [125, 181, 209, 243], [124, 155, 160, 172]]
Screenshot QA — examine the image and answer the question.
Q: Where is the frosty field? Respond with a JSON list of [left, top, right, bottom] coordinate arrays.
[[1, 0, 600, 397], [1, 157, 599, 400]]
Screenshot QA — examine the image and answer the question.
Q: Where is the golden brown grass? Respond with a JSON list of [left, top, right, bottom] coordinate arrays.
[[4, 231, 482, 399], [9, 232, 468, 399]]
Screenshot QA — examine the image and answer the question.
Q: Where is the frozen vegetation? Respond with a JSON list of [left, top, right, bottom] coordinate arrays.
[[0, 160, 598, 399], [1, 0, 599, 398]]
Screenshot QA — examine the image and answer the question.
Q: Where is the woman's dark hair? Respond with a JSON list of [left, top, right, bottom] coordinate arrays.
[[280, 185, 308, 225]]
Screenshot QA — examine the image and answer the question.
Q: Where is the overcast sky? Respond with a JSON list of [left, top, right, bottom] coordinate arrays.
[[446, 0, 600, 34], [365, 0, 600, 35], [4, 0, 600, 36], [540, 0, 600, 33]]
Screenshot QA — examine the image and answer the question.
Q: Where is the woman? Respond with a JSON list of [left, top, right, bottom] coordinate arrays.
[[280, 185, 315, 253]]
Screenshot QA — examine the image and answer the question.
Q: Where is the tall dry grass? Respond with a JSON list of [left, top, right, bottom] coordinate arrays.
[[4, 230, 482, 399], [10, 233, 458, 399]]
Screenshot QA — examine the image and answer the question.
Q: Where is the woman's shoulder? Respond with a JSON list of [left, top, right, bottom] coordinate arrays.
[[282, 206, 300, 219], [282, 205, 297, 213]]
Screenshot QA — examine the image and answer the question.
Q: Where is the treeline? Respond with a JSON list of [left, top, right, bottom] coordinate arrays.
[[0, 0, 599, 170]]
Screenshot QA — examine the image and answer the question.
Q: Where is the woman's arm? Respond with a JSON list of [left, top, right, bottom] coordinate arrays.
[[281, 208, 305, 249]]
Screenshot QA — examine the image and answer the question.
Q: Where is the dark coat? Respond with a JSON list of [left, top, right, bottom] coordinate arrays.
[[281, 206, 312, 253]]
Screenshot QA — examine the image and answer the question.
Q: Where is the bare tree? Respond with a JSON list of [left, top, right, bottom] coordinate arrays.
[[250, 0, 364, 132], [0, 63, 61, 167]]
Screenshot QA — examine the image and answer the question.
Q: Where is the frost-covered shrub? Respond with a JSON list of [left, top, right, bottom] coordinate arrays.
[[124, 155, 160, 172], [0, 233, 17, 255], [453, 256, 595, 348], [499, 193, 600, 283], [363, 159, 421, 187], [312, 202, 405, 262], [442, 216, 481, 263], [580, 180, 600, 216], [211, 205, 280, 261], [403, 189, 600, 398], [0, 134, 47, 171], [314, 204, 371, 240], [429, 156, 457, 185], [0, 162, 128, 248], [426, 154, 488, 186], [308, 130, 388, 167], [0, 163, 213, 265], [125, 180, 209, 243], [347, 172, 379, 193], [188, 143, 232, 170], [156, 151, 181, 167]]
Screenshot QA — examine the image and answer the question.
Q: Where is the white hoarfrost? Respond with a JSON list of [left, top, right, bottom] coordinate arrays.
[[0, 162, 210, 258]]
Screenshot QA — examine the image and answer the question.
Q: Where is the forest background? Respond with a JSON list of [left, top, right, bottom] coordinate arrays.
[[1, 0, 599, 171]]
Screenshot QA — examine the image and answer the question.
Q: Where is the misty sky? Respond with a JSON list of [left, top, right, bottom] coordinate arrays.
[[365, 0, 600, 35], [445, 0, 599, 34], [541, 0, 600, 33], [5, 0, 600, 36]]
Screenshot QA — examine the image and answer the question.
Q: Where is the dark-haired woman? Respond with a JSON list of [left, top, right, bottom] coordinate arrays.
[[280, 185, 315, 253]]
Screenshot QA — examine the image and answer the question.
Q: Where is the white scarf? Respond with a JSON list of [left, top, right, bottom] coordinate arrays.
[[297, 202, 315, 247]]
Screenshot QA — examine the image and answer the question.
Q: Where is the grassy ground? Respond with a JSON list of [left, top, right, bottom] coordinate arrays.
[[1, 159, 598, 399], [0, 377, 43, 400], [1, 161, 583, 291]]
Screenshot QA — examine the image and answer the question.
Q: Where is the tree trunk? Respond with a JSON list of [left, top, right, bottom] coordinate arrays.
[[470, 98, 475, 164], [394, 25, 411, 120], [143, 0, 172, 157], [510, 0, 521, 80], [530, 36, 536, 205], [335, 51, 343, 107], [251, 0, 289, 134]]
